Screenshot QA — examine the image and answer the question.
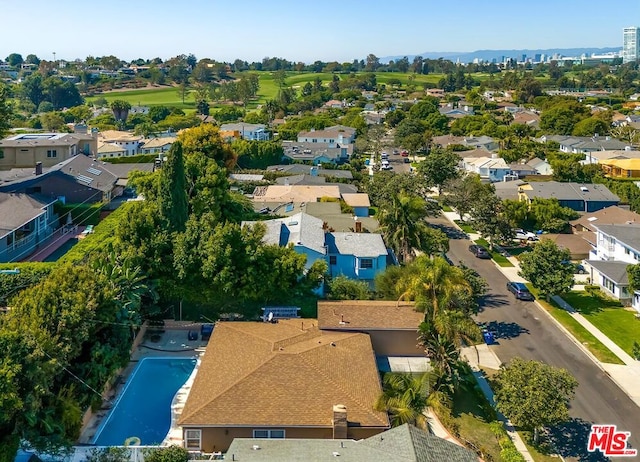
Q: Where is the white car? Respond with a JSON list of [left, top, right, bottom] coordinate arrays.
[[514, 229, 538, 241]]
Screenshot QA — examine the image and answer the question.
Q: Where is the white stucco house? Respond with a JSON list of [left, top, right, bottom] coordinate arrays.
[[585, 223, 640, 312]]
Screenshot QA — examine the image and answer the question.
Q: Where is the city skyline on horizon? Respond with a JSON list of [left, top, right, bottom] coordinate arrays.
[[1, 0, 638, 63]]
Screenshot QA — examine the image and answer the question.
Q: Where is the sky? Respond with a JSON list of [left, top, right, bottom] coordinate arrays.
[[2, 0, 639, 63]]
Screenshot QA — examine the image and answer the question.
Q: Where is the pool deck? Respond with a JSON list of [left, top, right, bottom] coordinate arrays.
[[78, 327, 208, 446]]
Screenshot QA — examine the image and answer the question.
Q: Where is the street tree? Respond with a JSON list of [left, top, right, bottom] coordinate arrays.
[[494, 358, 578, 443], [518, 239, 574, 301], [442, 174, 485, 221], [5, 53, 23, 67], [417, 148, 460, 196], [327, 276, 372, 300], [470, 186, 513, 249], [627, 264, 640, 293]]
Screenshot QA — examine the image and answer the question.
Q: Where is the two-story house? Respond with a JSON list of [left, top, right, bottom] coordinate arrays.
[[297, 126, 356, 146], [586, 223, 640, 311], [97, 130, 143, 156], [462, 156, 511, 182], [242, 212, 389, 288], [0, 132, 97, 169], [219, 122, 269, 141]]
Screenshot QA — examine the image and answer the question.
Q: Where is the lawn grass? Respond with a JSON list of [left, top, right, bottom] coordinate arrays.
[[475, 238, 514, 267], [518, 431, 561, 462], [448, 387, 503, 462], [86, 86, 198, 110], [527, 287, 624, 364], [561, 291, 640, 358], [454, 220, 476, 234]]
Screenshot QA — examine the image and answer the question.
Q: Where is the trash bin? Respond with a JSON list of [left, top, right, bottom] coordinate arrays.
[[188, 331, 198, 341]]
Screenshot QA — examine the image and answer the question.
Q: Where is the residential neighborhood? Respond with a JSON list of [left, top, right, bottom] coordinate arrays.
[[2, 14, 640, 462]]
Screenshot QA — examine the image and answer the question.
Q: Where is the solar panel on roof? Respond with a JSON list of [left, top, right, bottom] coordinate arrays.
[[76, 174, 93, 185], [86, 167, 102, 175]]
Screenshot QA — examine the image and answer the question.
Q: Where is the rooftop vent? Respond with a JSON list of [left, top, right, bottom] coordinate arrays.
[[252, 445, 261, 450], [580, 186, 589, 192]]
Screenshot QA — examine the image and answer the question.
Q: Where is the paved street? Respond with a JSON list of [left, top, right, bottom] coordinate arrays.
[[429, 216, 640, 461]]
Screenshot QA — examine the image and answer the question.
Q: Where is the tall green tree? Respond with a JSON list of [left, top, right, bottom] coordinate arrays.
[[494, 358, 578, 443], [519, 239, 574, 301], [417, 149, 460, 196], [158, 141, 188, 233], [470, 185, 513, 249], [0, 84, 12, 139], [443, 174, 484, 221]]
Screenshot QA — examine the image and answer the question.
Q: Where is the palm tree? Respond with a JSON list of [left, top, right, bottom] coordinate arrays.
[[396, 256, 471, 320], [375, 372, 431, 429], [378, 193, 430, 264]]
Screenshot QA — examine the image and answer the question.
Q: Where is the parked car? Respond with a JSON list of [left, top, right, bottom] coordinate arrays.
[[506, 281, 535, 301], [401, 151, 409, 157], [514, 229, 538, 241], [469, 244, 491, 259], [403, 157, 411, 163], [561, 260, 587, 274]]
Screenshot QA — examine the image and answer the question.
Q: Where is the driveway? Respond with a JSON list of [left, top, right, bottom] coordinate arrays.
[[428, 215, 640, 461]]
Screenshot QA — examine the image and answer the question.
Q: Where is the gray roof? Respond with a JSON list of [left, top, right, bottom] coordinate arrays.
[[225, 424, 478, 462], [267, 164, 353, 179], [230, 173, 265, 182], [219, 122, 266, 131], [0, 192, 56, 237], [304, 202, 380, 233], [327, 232, 387, 257], [99, 162, 154, 179], [522, 182, 619, 203], [243, 212, 326, 255], [541, 135, 630, 151], [592, 224, 640, 252], [587, 260, 631, 285], [276, 174, 327, 186]]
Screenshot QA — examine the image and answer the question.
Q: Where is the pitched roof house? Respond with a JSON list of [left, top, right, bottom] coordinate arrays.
[[0, 132, 97, 169], [585, 223, 640, 311], [318, 301, 423, 356], [243, 213, 389, 285], [178, 320, 389, 452], [517, 181, 619, 213], [225, 423, 479, 461], [0, 192, 59, 262]]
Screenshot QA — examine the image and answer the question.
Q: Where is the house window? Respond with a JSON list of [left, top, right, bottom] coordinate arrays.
[[602, 277, 615, 293], [47, 150, 57, 158], [329, 256, 337, 265], [359, 258, 373, 269], [184, 429, 201, 449], [253, 429, 285, 439], [0, 150, 3, 159]]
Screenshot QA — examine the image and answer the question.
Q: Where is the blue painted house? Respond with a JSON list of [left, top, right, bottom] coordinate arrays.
[[242, 212, 389, 288]]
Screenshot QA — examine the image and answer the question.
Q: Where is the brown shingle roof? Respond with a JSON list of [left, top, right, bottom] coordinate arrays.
[[571, 205, 640, 232], [341, 193, 371, 208], [318, 301, 423, 330], [179, 320, 389, 428]]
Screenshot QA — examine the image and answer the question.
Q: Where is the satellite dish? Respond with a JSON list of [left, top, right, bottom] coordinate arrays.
[[268, 312, 274, 322]]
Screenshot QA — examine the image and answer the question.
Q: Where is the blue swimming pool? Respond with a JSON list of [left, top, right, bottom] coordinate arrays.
[[93, 357, 196, 446]]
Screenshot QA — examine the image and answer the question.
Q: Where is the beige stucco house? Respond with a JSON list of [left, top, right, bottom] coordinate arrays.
[[0, 132, 98, 169]]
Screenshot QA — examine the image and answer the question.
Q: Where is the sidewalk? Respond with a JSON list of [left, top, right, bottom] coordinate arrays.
[[443, 212, 640, 409], [461, 345, 535, 462]]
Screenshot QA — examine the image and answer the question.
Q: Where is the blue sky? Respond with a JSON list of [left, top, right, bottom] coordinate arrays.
[[2, 0, 638, 63]]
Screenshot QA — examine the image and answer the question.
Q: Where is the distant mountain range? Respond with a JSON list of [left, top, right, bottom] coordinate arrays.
[[381, 47, 622, 64]]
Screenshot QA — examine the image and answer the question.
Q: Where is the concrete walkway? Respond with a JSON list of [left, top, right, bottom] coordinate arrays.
[[461, 345, 535, 462], [443, 212, 640, 410]]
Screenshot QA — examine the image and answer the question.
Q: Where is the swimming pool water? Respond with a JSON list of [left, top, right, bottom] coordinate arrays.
[[93, 357, 196, 446]]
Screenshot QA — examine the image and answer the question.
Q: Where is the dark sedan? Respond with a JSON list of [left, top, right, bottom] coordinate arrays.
[[469, 244, 491, 259]]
